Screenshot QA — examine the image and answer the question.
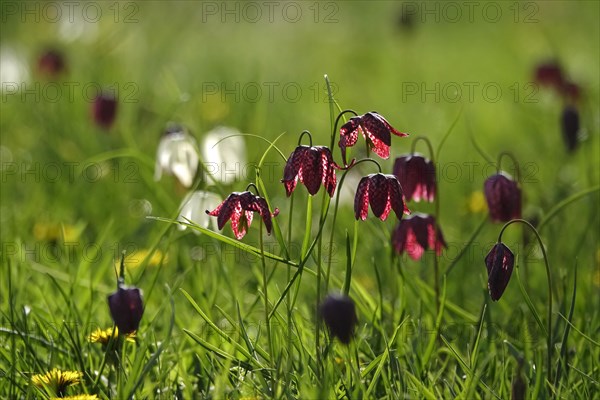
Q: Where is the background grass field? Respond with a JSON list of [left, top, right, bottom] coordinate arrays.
[[1, 1, 599, 398]]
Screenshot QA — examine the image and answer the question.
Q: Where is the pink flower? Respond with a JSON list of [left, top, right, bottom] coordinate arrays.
[[206, 191, 278, 239], [282, 145, 340, 197], [392, 213, 446, 261], [339, 112, 408, 164]]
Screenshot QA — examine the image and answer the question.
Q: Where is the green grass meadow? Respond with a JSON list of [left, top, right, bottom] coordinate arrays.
[[1, 1, 599, 398]]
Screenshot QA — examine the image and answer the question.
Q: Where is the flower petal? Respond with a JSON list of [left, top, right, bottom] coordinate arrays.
[[354, 176, 371, 220]]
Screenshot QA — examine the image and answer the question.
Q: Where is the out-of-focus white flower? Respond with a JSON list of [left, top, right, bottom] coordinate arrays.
[[177, 190, 222, 234], [0, 47, 29, 87], [154, 125, 199, 188], [201, 126, 246, 184]]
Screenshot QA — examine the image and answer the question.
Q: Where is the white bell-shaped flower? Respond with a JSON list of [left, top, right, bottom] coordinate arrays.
[[201, 126, 246, 184], [154, 125, 199, 188], [177, 190, 222, 233]]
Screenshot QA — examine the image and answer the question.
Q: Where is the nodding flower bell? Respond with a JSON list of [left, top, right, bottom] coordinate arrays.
[[108, 285, 144, 335], [354, 173, 410, 221], [484, 172, 521, 223], [154, 124, 199, 188], [319, 294, 358, 345], [393, 153, 436, 202], [392, 213, 446, 260], [206, 190, 279, 240], [339, 112, 408, 164], [561, 105, 580, 152], [91, 92, 117, 129], [484, 242, 515, 301], [37, 48, 66, 77], [282, 145, 340, 197]]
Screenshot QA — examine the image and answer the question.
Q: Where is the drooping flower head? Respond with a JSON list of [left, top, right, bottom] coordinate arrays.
[[561, 105, 580, 152], [108, 285, 144, 335], [282, 145, 340, 197], [484, 172, 521, 223], [319, 294, 358, 345], [206, 190, 278, 240], [534, 61, 564, 89], [91, 92, 117, 129], [37, 48, 66, 77], [485, 242, 515, 301], [339, 112, 408, 164], [154, 124, 199, 188], [392, 213, 446, 260], [393, 153, 436, 202], [354, 173, 410, 221]]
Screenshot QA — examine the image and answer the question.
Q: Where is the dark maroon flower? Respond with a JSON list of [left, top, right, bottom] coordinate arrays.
[[37, 49, 66, 77], [392, 213, 446, 260], [534, 61, 564, 89], [92, 93, 117, 129], [108, 285, 144, 334], [393, 153, 436, 202], [561, 105, 580, 152], [319, 294, 357, 345], [206, 191, 278, 239], [354, 173, 410, 221], [484, 173, 521, 223], [485, 242, 515, 301], [282, 145, 340, 197], [339, 112, 408, 164]]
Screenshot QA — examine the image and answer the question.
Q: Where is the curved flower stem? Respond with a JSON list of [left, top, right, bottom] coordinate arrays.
[[537, 185, 600, 231], [498, 219, 553, 389], [298, 130, 313, 147], [351, 158, 382, 173], [496, 151, 521, 183], [246, 182, 260, 195], [330, 109, 359, 150]]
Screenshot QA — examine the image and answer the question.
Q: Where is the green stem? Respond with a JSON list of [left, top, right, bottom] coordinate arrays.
[[498, 219, 553, 390], [496, 151, 521, 182], [259, 221, 273, 394], [444, 216, 487, 276]]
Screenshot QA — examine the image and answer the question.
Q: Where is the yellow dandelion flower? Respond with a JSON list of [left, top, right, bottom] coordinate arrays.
[[115, 249, 168, 270], [33, 222, 83, 242], [31, 368, 82, 395], [467, 191, 487, 214], [89, 327, 135, 344], [51, 395, 98, 400]]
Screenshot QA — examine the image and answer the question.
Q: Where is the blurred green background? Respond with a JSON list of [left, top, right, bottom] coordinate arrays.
[[1, 1, 599, 396]]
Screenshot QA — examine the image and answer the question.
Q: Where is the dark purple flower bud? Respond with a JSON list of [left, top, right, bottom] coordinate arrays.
[[282, 145, 340, 197], [108, 286, 144, 334], [92, 93, 117, 129], [339, 112, 408, 165], [354, 173, 410, 221], [561, 105, 579, 152], [37, 49, 66, 77], [393, 153, 436, 202], [319, 294, 357, 345], [206, 191, 278, 240], [484, 242, 515, 301], [511, 372, 527, 400], [534, 61, 564, 89], [484, 173, 521, 223], [392, 213, 446, 260]]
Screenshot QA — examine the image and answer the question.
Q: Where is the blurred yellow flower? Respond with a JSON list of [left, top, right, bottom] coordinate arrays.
[[51, 395, 98, 400], [31, 368, 82, 395], [88, 327, 136, 344], [115, 249, 168, 270], [33, 222, 83, 242], [467, 191, 487, 214]]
